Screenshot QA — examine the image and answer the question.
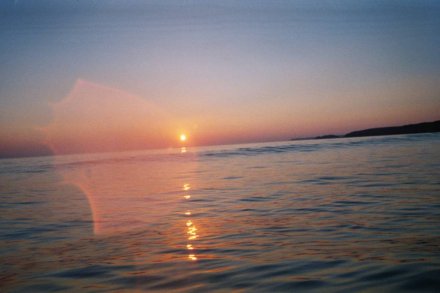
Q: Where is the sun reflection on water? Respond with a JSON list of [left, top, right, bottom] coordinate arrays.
[[183, 184, 190, 191], [182, 182, 199, 261]]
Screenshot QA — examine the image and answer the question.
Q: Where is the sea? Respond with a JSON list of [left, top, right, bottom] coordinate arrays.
[[1, 133, 440, 292]]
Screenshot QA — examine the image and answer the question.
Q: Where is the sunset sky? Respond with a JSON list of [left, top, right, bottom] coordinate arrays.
[[1, 0, 439, 158]]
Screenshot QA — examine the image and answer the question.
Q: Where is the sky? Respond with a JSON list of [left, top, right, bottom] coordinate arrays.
[[1, 0, 439, 158]]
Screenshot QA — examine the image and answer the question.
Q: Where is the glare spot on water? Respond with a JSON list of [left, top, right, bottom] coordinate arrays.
[[187, 226, 197, 235], [187, 224, 198, 240]]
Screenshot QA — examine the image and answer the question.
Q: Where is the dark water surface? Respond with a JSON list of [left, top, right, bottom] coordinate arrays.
[[1, 134, 440, 292]]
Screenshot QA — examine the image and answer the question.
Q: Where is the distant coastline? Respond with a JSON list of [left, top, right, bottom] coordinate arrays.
[[294, 120, 440, 141]]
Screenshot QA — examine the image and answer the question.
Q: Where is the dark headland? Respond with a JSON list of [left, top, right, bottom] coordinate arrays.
[[301, 120, 440, 140]]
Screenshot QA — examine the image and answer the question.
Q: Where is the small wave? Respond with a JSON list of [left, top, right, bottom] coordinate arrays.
[[200, 133, 440, 158], [223, 176, 242, 180]]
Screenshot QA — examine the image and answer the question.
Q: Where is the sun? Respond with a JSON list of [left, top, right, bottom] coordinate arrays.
[[180, 133, 187, 142]]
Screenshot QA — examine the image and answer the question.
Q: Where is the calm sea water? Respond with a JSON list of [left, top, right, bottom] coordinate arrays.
[[1, 134, 440, 292]]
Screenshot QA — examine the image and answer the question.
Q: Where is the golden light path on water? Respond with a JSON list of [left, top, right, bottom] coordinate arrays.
[[182, 182, 199, 261]]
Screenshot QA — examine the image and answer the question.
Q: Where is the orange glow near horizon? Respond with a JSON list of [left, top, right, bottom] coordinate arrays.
[[2, 76, 436, 159]]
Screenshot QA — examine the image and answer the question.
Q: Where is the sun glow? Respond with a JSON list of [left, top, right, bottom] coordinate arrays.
[[180, 133, 187, 142]]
